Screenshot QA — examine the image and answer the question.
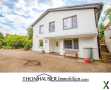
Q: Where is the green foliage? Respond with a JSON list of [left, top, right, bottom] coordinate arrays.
[[27, 27, 33, 39], [0, 33, 4, 39], [0, 32, 32, 50], [99, 23, 105, 43], [106, 8, 111, 24], [4, 35, 26, 49], [0, 34, 32, 50], [24, 39, 32, 50], [2, 35, 32, 50], [0, 33, 4, 48], [0, 40, 3, 48], [106, 8, 111, 16], [2, 46, 12, 49]]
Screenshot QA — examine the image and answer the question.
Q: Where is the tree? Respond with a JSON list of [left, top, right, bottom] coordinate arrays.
[[106, 8, 111, 23], [0, 32, 4, 39], [0, 33, 4, 48], [27, 27, 33, 39], [99, 23, 105, 39], [99, 7, 111, 42]]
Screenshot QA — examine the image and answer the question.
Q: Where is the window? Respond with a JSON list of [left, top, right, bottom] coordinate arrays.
[[39, 40, 43, 47], [73, 39, 79, 49], [39, 25, 44, 34], [72, 15, 77, 28], [64, 39, 79, 49], [49, 21, 55, 32], [64, 40, 72, 49], [63, 15, 77, 30]]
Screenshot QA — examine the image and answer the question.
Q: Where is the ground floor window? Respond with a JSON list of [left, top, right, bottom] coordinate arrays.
[[64, 40, 72, 49], [73, 39, 79, 49], [64, 39, 79, 49], [39, 40, 44, 48]]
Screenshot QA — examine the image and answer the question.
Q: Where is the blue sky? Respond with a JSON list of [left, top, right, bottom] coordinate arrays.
[[0, 0, 111, 35]]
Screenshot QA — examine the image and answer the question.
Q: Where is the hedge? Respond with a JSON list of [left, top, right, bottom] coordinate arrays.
[[2, 35, 32, 50]]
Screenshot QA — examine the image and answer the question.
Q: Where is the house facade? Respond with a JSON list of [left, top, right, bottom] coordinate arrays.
[[32, 3, 102, 60]]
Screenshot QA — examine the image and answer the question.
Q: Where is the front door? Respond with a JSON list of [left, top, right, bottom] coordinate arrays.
[[54, 40, 59, 53]]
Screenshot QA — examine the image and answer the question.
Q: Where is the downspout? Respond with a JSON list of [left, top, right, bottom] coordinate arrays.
[[94, 4, 103, 59], [97, 33, 101, 59]]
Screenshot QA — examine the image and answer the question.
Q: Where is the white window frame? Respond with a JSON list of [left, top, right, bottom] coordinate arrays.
[[49, 21, 55, 32], [63, 15, 77, 30], [39, 25, 44, 34]]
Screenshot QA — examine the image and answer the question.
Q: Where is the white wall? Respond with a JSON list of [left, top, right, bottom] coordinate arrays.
[[32, 8, 99, 60], [79, 36, 99, 60], [33, 9, 97, 38]]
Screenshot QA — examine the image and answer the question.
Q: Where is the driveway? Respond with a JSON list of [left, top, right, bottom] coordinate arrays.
[[0, 49, 111, 72]]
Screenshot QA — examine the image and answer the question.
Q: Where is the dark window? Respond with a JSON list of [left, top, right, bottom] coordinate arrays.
[[49, 21, 55, 32], [64, 39, 79, 49], [39, 40, 43, 47], [64, 40, 72, 49], [63, 15, 77, 30], [73, 39, 79, 49], [39, 25, 44, 34], [72, 16, 77, 28]]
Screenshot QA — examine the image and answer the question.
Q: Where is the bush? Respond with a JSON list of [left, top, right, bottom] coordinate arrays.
[[0, 33, 4, 39], [2, 46, 12, 49], [24, 39, 32, 50], [0, 38, 4, 48], [4, 35, 27, 49], [0, 40, 3, 48], [0, 34, 32, 50], [0, 33, 4, 48], [13, 41, 23, 49]]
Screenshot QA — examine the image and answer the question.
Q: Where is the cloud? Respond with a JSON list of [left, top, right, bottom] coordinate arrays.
[[0, 0, 66, 35], [0, 0, 110, 35]]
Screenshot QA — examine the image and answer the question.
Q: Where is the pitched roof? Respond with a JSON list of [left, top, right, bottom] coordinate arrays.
[[32, 3, 103, 26]]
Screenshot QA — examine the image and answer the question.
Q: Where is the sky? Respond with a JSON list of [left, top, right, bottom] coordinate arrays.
[[0, 0, 111, 35]]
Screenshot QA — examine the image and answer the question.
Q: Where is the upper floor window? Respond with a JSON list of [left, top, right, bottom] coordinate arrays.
[[39, 25, 44, 34], [49, 21, 55, 32], [63, 15, 77, 30]]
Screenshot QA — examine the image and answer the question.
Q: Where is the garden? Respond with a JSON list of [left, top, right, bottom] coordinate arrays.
[[0, 27, 33, 50]]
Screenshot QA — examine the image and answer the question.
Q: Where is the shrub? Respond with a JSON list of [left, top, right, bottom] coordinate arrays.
[[0, 40, 3, 48], [0, 33, 4, 48], [4, 35, 27, 49], [0, 34, 32, 50], [0, 33, 4, 39], [13, 41, 23, 49], [24, 39, 32, 50], [2, 46, 12, 49]]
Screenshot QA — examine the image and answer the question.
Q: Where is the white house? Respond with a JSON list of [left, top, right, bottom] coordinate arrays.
[[32, 3, 103, 60]]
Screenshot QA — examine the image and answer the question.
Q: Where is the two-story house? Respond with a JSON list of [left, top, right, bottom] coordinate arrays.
[[32, 3, 102, 60]]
